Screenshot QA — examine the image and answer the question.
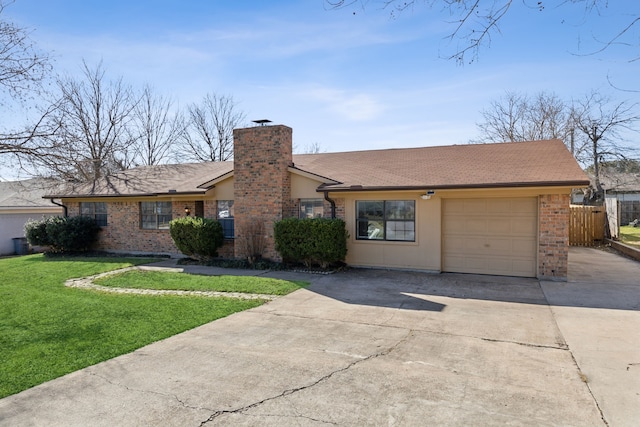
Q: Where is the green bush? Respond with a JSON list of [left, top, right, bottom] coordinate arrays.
[[25, 216, 100, 253], [274, 218, 348, 269], [169, 217, 224, 260], [24, 217, 53, 246]]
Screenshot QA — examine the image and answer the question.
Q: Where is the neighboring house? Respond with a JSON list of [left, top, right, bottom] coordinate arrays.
[[600, 170, 640, 225], [45, 124, 589, 280], [0, 178, 63, 255]]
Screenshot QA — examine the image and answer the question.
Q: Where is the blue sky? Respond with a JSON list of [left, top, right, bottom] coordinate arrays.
[[4, 0, 639, 157]]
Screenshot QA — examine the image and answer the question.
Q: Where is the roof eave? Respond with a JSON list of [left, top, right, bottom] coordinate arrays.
[[318, 180, 591, 192], [44, 190, 208, 199], [289, 166, 341, 185], [197, 170, 234, 189]]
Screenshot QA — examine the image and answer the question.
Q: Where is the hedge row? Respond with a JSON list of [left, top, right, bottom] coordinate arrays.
[[24, 216, 101, 253], [274, 218, 348, 268]]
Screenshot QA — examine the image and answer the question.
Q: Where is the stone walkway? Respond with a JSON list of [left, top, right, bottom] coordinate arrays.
[[64, 266, 279, 301]]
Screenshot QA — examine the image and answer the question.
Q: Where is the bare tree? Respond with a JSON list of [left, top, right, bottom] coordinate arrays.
[[293, 141, 324, 154], [474, 91, 573, 144], [28, 61, 139, 182], [180, 94, 245, 162], [474, 89, 640, 203], [325, 1, 639, 64], [131, 85, 184, 166], [0, 0, 55, 175], [570, 91, 640, 199], [0, 0, 51, 103]]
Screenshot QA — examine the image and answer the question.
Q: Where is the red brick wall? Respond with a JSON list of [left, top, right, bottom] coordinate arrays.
[[66, 200, 201, 256], [233, 125, 293, 261], [217, 240, 235, 258], [538, 193, 570, 279], [327, 197, 345, 220]]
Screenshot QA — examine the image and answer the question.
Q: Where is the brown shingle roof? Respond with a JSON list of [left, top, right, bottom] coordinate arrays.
[[46, 162, 234, 198], [46, 139, 588, 198], [293, 139, 589, 191], [0, 178, 62, 207]]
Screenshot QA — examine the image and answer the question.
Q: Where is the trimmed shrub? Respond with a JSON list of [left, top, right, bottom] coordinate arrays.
[[25, 216, 100, 253], [24, 217, 53, 246], [169, 217, 224, 260], [274, 218, 348, 269]]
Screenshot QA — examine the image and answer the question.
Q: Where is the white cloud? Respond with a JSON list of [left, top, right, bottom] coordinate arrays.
[[303, 87, 384, 121]]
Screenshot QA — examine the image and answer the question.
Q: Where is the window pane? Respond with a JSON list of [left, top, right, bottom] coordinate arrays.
[[357, 201, 384, 220], [141, 202, 155, 215], [157, 202, 172, 215], [141, 215, 156, 229], [219, 218, 235, 238], [80, 203, 92, 215], [386, 220, 415, 241], [158, 215, 172, 230], [386, 201, 415, 220], [217, 200, 234, 218], [95, 214, 108, 227], [300, 199, 323, 218], [95, 202, 107, 214], [357, 219, 384, 240]]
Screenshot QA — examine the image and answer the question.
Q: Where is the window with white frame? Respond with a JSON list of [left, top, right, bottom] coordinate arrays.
[[80, 202, 108, 226], [140, 201, 172, 230], [356, 200, 415, 241], [299, 199, 324, 218]]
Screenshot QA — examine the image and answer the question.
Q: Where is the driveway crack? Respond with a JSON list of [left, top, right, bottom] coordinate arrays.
[[566, 351, 610, 426], [86, 371, 215, 413], [479, 337, 567, 350], [199, 330, 413, 426], [539, 281, 609, 427]]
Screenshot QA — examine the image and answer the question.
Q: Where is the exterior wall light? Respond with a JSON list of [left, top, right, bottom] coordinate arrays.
[[184, 206, 191, 216], [420, 190, 436, 200]]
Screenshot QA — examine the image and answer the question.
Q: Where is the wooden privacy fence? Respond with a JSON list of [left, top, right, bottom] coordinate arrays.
[[569, 205, 605, 246]]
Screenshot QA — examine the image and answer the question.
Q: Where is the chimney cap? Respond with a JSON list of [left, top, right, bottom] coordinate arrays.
[[252, 119, 272, 126]]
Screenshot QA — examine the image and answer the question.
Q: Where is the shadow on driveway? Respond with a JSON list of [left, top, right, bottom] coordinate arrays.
[[296, 247, 640, 313]]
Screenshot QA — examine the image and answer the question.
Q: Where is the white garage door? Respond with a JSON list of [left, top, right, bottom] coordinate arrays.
[[442, 198, 537, 277]]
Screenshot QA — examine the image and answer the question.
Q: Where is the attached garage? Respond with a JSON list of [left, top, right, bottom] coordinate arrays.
[[442, 197, 538, 277]]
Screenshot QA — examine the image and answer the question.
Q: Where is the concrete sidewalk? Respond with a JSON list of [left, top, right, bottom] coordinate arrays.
[[541, 247, 640, 427], [0, 248, 638, 426]]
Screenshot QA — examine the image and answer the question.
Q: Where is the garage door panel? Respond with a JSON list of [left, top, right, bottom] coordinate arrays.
[[466, 218, 489, 234], [443, 217, 466, 233], [485, 237, 514, 254], [511, 218, 537, 235], [487, 219, 511, 235], [511, 198, 538, 213], [446, 256, 534, 277], [463, 237, 490, 253], [510, 238, 537, 256], [443, 197, 537, 277], [444, 199, 466, 213], [444, 236, 466, 252], [462, 199, 487, 213], [487, 199, 512, 213]]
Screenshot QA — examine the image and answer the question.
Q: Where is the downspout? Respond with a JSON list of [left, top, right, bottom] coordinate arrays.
[[323, 191, 336, 219], [50, 199, 68, 217]]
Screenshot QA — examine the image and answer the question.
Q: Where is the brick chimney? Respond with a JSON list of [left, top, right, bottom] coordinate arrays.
[[233, 124, 293, 261]]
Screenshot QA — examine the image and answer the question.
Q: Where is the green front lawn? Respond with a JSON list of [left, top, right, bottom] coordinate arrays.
[[95, 270, 307, 295], [0, 255, 305, 398], [620, 225, 640, 247]]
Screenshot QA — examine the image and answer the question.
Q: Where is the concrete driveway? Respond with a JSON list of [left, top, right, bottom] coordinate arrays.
[[0, 247, 638, 426]]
